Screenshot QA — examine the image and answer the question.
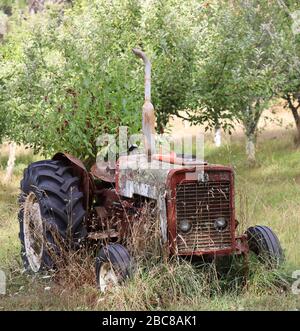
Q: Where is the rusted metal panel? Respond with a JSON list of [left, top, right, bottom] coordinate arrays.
[[116, 154, 171, 199], [175, 180, 232, 253], [166, 165, 237, 256], [152, 152, 207, 166], [90, 161, 115, 183], [116, 154, 205, 198], [87, 230, 119, 240], [116, 154, 173, 244], [53, 152, 87, 170], [157, 193, 168, 243], [116, 154, 205, 247]]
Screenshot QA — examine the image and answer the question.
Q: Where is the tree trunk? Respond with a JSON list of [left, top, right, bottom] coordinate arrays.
[[246, 132, 256, 166], [286, 95, 300, 145], [4, 142, 16, 183], [214, 126, 221, 147], [243, 103, 262, 166], [294, 117, 300, 145], [0, 12, 8, 40]]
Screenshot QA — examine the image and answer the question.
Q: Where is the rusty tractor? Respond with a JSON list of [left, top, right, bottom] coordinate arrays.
[[18, 49, 283, 292]]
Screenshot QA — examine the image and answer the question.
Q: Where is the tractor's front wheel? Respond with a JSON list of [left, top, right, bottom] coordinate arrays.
[[95, 244, 133, 292], [19, 160, 87, 273], [246, 225, 284, 267]]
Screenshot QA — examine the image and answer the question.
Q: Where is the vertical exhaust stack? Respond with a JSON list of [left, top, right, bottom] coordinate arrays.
[[132, 48, 156, 161]]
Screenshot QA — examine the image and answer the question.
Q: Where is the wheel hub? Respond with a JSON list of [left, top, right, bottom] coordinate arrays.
[[23, 192, 44, 272], [98, 262, 119, 292]]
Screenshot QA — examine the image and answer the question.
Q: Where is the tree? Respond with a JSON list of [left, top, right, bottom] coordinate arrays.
[[185, 2, 238, 134], [142, 0, 200, 132], [188, 0, 289, 164], [3, 0, 298, 167], [0, 0, 144, 165], [0, 3, 17, 182], [0, 0, 207, 163], [274, 0, 300, 144]]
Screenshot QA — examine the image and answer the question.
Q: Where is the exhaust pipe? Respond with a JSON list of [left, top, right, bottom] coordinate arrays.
[[132, 48, 156, 161]]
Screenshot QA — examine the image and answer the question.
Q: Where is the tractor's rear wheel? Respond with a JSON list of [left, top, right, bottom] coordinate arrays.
[[246, 225, 284, 267], [95, 244, 133, 292], [19, 160, 87, 272]]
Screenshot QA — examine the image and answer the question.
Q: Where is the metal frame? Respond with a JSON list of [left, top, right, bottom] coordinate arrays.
[[166, 165, 249, 257]]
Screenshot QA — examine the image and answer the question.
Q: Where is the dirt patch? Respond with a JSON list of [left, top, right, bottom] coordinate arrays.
[[294, 175, 300, 186]]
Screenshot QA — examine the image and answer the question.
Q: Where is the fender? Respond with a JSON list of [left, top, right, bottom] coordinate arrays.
[[52, 152, 94, 209]]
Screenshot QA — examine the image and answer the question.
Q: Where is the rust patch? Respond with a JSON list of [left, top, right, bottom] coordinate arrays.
[[87, 230, 119, 240], [90, 161, 115, 183]]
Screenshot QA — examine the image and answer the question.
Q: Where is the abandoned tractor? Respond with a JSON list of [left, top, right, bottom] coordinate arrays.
[[18, 49, 283, 292]]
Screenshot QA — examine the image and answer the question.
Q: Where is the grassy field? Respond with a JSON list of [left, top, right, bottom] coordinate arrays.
[[0, 130, 300, 311]]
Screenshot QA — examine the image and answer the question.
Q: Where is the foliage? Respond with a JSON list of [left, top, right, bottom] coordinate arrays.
[[0, 0, 26, 15], [1, 0, 300, 163], [273, 0, 300, 142], [0, 1, 145, 162], [197, 1, 283, 123], [186, 0, 294, 162], [0, 0, 206, 161], [185, 1, 238, 132], [142, 0, 201, 132]]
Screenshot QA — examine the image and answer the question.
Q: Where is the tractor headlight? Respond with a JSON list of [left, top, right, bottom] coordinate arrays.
[[214, 217, 228, 231], [179, 219, 192, 233]]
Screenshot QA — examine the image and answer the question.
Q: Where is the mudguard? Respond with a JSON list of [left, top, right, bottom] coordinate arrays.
[[52, 152, 94, 209]]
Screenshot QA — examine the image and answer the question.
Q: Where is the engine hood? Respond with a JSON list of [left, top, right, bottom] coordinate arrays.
[[116, 153, 206, 199]]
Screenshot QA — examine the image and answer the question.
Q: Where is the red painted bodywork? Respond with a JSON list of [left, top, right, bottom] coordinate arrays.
[[53, 152, 248, 257], [165, 165, 247, 257]]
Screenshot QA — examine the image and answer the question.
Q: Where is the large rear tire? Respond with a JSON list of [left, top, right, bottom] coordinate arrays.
[[19, 160, 87, 272]]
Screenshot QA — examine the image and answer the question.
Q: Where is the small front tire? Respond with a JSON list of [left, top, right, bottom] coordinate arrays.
[[95, 244, 133, 292], [246, 225, 284, 267]]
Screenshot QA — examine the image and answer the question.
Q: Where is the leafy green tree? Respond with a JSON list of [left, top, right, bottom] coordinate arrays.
[[1, 0, 144, 165], [1, 0, 205, 163], [3, 0, 299, 167], [274, 0, 300, 144], [142, 0, 200, 132], [185, 2, 238, 133], [189, 0, 290, 164], [0, 0, 27, 15]]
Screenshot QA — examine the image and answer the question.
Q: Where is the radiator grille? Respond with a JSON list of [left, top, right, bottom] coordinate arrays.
[[176, 180, 232, 253]]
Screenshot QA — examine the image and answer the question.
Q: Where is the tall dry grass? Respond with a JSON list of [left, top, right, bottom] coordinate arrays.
[[1, 133, 300, 310]]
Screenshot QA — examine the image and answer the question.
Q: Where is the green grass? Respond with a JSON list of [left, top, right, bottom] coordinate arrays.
[[0, 133, 300, 311], [204, 134, 300, 270]]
